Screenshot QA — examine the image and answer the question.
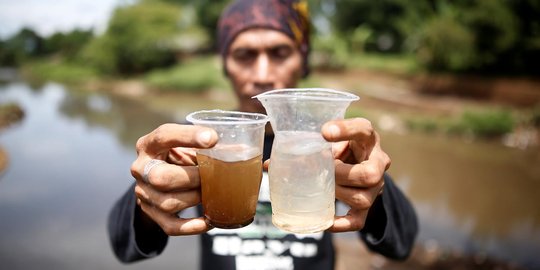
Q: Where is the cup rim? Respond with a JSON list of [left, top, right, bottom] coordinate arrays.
[[253, 88, 359, 102], [186, 109, 268, 125]]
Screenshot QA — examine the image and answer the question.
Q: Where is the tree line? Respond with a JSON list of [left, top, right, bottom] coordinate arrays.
[[1, 0, 539, 75]]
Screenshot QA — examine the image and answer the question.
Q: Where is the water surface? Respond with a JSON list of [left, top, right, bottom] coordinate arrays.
[[1, 81, 539, 269]]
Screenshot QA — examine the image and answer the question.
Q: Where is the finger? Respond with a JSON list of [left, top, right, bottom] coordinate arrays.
[[135, 184, 201, 214], [167, 147, 198, 166], [369, 137, 392, 171], [335, 184, 382, 211], [139, 200, 211, 235], [131, 161, 201, 191], [137, 124, 218, 157], [334, 160, 386, 188], [321, 118, 374, 143], [328, 208, 368, 232]]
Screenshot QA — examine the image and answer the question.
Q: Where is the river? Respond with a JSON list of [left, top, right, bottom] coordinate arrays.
[[0, 80, 539, 269]]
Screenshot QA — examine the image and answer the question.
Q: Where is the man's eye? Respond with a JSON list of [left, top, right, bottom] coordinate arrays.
[[232, 49, 257, 62], [269, 46, 292, 60]]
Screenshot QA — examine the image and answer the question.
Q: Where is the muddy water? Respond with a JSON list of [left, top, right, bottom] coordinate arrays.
[[383, 131, 540, 268], [0, 81, 539, 269]]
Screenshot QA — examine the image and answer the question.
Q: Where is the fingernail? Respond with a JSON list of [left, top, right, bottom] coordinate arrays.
[[327, 124, 340, 138], [197, 130, 213, 146]]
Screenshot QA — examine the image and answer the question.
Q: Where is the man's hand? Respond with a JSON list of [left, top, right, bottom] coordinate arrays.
[[130, 123, 218, 235], [321, 118, 391, 232]]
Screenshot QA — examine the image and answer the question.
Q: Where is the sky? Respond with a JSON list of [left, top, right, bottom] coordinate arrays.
[[0, 0, 124, 38]]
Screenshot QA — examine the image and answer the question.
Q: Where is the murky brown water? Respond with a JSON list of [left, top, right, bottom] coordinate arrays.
[[383, 131, 540, 267], [1, 81, 539, 269]]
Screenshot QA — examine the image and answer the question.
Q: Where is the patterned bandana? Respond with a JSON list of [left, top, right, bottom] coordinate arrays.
[[217, 0, 311, 77]]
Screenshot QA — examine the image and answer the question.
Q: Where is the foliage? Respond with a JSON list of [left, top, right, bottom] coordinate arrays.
[[20, 60, 99, 84], [448, 109, 515, 138], [143, 0, 230, 49], [406, 117, 440, 133], [310, 33, 349, 70], [406, 109, 520, 138], [331, 0, 409, 52], [530, 105, 540, 127], [192, 0, 230, 49], [81, 0, 182, 74], [347, 53, 419, 74], [144, 56, 227, 92], [0, 28, 45, 66], [415, 16, 475, 71], [318, 0, 539, 74], [42, 29, 94, 60], [0, 28, 93, 67], [3, 0, 539, 75]]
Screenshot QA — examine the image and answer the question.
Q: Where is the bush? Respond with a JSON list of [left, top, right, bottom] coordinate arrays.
[[448, 109, 515, 138], [462, 0, 519, 69], [144, 57, 227, 92], [21, 60, 99, 84], [406, 117, 440, 133], [415, 16, 475, 71], [81, 0, 182, 74], [311, 33, 349, 71], [530, 105, 540, 127]]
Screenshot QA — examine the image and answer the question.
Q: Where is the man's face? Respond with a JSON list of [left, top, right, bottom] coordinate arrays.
[[225, 28, 303, 113]]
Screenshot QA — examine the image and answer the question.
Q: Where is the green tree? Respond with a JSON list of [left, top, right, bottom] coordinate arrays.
[[413, 2, 475, 71], [462, 0, 519, 71], [331, 0, 433, 53], [155, 0, 230, 49], [43, 29, 94, 60], [0, 28, 44, 66], [496, 0, 540, 74], [82, 0, 182, 74]]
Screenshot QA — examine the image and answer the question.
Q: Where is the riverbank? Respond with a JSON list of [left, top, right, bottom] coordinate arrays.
[[12, 60, 540, 152], [0, 103, 24, 174]]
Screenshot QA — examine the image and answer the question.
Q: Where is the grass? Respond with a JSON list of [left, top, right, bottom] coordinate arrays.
[[21, 59, 99, 84], [406, 109, 517, 138], [346, 53, 422, 75], [144, 56, 228, 93]]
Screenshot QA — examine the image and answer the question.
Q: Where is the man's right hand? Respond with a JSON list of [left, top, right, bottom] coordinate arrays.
[[130, 123, 218, 235]]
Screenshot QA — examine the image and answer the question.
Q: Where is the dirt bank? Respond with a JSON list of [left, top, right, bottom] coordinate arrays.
[[316, 69, 540, 115], [412, 74, 540, 107], [0, 103, 25, 175]]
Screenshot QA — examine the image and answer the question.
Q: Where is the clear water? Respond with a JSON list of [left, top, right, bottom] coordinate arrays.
[[269, 131, 335, 233]]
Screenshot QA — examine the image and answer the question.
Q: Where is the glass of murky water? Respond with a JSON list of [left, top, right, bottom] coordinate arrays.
[[186, 110, 268, 229]]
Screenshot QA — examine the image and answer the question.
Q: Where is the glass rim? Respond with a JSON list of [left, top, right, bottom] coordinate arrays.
[[186, 109, 268, 125], [253, 88, 359, 102]]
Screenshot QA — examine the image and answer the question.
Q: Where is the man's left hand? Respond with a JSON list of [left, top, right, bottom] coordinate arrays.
[[321, 118, 391, 232]]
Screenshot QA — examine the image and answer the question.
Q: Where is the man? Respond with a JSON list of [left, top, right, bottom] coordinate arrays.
[[108, 0, 418, 269]]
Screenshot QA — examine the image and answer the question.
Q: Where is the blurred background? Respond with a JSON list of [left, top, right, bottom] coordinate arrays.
[[1, 0, 539, 269]]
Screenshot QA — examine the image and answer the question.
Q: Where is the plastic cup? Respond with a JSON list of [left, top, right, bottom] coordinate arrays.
[[255, 88, 359, 233], [186, 110, 268, 229]]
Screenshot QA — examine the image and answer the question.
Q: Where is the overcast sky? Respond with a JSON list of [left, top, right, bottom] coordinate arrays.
[[0, 0, 123, 38]]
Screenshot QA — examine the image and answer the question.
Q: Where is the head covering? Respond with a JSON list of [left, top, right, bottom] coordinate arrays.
[[217, 0, 311, 77]]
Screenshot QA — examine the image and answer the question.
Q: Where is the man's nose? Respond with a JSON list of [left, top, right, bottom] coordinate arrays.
[[254, 54, 272, 83]]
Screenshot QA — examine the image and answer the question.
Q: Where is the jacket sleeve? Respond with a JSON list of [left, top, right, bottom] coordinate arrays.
[[359, 173, 418, 260], [108, 183, 169, 263]]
